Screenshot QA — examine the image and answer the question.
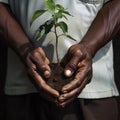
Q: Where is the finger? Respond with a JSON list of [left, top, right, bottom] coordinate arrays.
[[28, 68, 59, 98], [39, 90, 59, 104], [58, 87, 83, 108], [59, 87, 80, 103], [26, 56, 50, 78], [37, 48, 51, 77], [26, 56, 36, 70], [62, 67, 85, 93], [31, 48, 51, 78], [64, 56, 80, 77], [59, 74, 91, 104], [59, 97, 76, 108], [37, 47, 50, 64], [62, 63, 92, 93]]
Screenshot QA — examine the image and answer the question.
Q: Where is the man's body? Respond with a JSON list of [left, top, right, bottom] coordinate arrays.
[[0, 0, 120, 120]]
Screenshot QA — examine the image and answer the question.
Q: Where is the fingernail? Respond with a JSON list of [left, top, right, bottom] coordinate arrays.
[[63, 90, 67, 93], [59, 98, 64, 102], [44, 71, 51, 78], [65, 70, 71, 77], [32, 65, 36, 70]]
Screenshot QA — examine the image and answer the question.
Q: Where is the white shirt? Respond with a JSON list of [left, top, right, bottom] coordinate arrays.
[[0, 0, 119, 98]]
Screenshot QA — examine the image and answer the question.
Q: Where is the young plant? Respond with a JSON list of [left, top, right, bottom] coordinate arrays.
[[30, 0, 76, 65]]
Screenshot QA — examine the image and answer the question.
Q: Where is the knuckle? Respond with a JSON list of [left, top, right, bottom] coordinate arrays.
[[32, 51, 40, 58], [40, 64, 49, 72], [68, 63, 77, 71], [75, 49, 82, 56]]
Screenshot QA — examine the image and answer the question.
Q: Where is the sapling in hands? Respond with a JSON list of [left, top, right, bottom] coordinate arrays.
[[30, 0, 76, 65]]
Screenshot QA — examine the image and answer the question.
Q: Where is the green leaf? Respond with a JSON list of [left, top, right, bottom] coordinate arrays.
[[57, 21, 68, 33], [61, 10, 72, 16], [36, 19, 54, 41], [61, 14, 68, 20], [30, 10, 47, 26], [45, 0, 55, 13], [56, 4, 72, 16], [44, 19, 54, 33], [54, 11, 63, 19], [55, 4, 64, 11], [36, 27, 46, 41], [65, 34, 77, 41]]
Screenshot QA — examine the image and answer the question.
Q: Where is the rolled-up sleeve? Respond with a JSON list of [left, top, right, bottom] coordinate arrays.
[[0, 0, 8, 4]]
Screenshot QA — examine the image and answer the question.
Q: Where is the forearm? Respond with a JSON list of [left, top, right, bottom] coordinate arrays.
[[0, 3, 32, 56], [80, 0, 120, 57]]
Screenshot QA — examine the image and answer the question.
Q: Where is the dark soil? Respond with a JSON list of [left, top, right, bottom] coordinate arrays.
[[46, 63, 73, 93]]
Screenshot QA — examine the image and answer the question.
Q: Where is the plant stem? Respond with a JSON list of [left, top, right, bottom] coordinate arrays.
[[54, 24, 60, 65]]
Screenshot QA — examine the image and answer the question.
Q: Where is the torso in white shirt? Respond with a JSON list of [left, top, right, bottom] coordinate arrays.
[[0, 0, 119, 98]]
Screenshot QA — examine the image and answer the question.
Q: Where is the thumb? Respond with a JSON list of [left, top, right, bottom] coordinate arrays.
[[64, 56, 80, 77]]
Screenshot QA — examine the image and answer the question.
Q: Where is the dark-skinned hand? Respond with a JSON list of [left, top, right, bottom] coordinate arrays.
[[58, 43, 92, 107], [0, 3, 59, 104], [20, 45, 60, 104]]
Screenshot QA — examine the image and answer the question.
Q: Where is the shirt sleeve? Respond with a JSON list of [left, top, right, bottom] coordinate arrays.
[[0, 0, 8, 4]]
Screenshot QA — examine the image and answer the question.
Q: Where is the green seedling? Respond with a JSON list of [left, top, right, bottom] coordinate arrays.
[[30, 0, 76, 65]]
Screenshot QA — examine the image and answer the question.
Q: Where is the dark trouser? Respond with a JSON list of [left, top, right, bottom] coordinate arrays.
[[5, 93, 119, 120]]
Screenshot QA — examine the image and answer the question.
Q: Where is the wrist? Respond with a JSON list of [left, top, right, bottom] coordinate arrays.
[[18, 42, 35, 59], [79, 40, 97, 58]]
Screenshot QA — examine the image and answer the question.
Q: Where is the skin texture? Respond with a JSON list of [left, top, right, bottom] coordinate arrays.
[[0, 0, 120, 107], [59, 44, 92, 107], [58, 0, 120, 107], [0, 3, 59, 103]]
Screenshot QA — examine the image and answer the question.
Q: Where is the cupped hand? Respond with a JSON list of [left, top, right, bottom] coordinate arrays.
[[20, 45, 60, 103], [58, 43, 93, 107]]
